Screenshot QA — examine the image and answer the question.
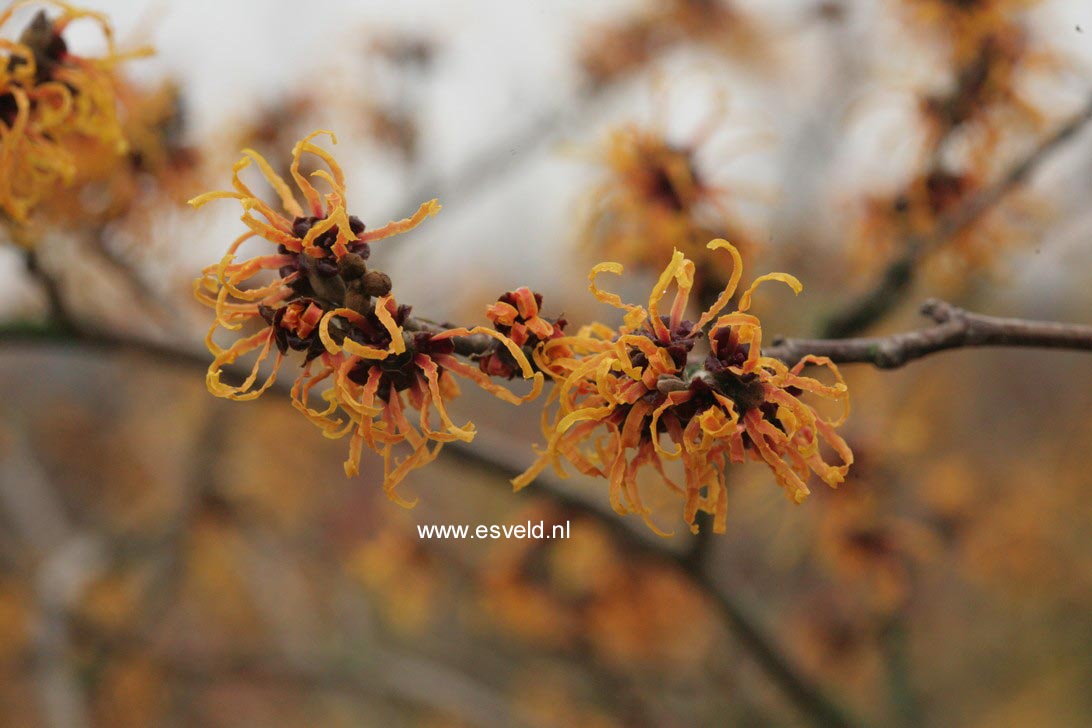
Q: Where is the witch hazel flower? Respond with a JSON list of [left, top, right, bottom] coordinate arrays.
[[192, 131, 542, 503], [515, 239, 853, 535], [0, 1, 149, 225]]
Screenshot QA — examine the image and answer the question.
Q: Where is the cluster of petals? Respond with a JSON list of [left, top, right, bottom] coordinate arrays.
[[515, 239, 853, 534], [905, 0, 1040, 62], [192, 131, 541, 501], [479, 287, 568, 379], [582, 124, 757, 307], [0, 1, 144, 224]]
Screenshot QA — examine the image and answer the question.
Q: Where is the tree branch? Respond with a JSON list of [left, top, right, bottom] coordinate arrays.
[[22, 249, 75, 332], [440, 442, 861, 728], [0, 323, 862, 728], [822, 95, 1092, 338], [6, 293, 1089, 726], [767, 298, 1092, 368]]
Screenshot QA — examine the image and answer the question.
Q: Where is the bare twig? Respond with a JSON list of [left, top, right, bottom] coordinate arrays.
[[22, 249, 74, 331], [84, 226, 178, 330], [4, 294, 1089, 380], [880, 614, 921, 728], [823, 95, 1092, 338], [5, 292, 1090, 727], [767, 298, 1092, 368], [0, 319, 209, 369], [402, 316, 498, 357], [440, 442, 861, 728]]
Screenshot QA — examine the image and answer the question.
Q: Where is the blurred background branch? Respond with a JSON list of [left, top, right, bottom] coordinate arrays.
[[822, 95, 1092, 338]]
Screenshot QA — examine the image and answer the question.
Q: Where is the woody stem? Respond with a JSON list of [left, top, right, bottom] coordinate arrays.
[[764, 299, 1092, 368]]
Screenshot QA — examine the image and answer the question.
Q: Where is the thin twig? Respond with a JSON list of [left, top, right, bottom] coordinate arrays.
[[822, 95, 1092, 338], [767, 298, 1092, 368], [6, 294, 1090, 727], [704, 589, 856, 728], [440, 442, 861, 728], [84, 225, 178, 330], [0, 319, 210, 369], [880, 614, 921, 728], [22, 249, 74, 331], [5, 295, 1090, 377]]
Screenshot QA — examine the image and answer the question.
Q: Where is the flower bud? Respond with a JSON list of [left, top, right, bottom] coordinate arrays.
[[362, 270, 392, 297], [338, 252, 368, 280]]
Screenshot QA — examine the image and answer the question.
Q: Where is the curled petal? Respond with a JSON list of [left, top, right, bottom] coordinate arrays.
[[646, 248, 691, 341], [737, 272, 803, 312], [241, 148, 303, 218], [359, 199, 441, 242], [291, 129, 339, 215], [694, 238, 745, 329], [588, 262, 642, 323], [206, 329, 284, 401], [435, 326, 544, 402], [416, 354, 475, 441]]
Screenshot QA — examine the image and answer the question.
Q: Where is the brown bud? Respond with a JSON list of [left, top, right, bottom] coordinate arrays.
[[18, 11, 65, 74], [344, 289, 371, 315], [361, 270, 392, 297], [337, 252, 368, 280], [18, 12, 52, 53]]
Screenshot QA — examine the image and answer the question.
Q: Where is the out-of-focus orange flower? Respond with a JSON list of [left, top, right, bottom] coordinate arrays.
[[902, 0, 1040, 62], [584, 561, 716, 669], [854, 168, 975, 268], [0, 1, 149, 226], [582, 123, 758, 305], [579, 0, 762, 88], [917, 457, 977, 541], [515, 239, 852, 535], [43, 80, 199, 230], [193, 131, 542, 502], [476, 503, 716, 669], [347, 524, 443, 635], [785, 590, 881, 686], [851, 166, 1038, 277], [816, 483, 938, 613], [919, 25, 1049, 165], [231, 90, 318, 180]]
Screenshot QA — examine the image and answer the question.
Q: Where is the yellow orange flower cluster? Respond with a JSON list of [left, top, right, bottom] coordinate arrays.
[[479, 287, 568, 379], [0, 1, 145, 226], [583, 124, 756, 304], [192, 131, 542, 502], [477, 503, 716, 668], [904, 0, 1040, 62], [579, 0, 760, 88], [851, 3, 1052, 277], [922, 28, 1047, 163], [515, 240, 853, 534], [852, 168, 1019, 275], [903, 0, 1051, 169]]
